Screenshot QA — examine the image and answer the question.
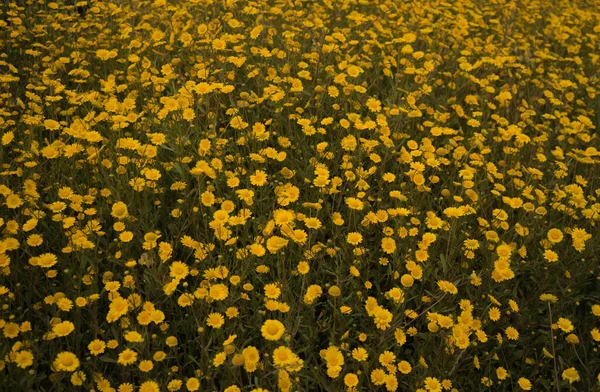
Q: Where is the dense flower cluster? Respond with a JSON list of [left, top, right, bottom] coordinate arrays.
[[1, 0, 600, 390]]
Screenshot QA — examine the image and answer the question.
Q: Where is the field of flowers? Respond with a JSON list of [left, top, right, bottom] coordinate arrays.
[[1, 0, 600, 390]]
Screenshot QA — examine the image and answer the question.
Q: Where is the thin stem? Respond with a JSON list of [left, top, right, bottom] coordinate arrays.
[[548, 303, 561, 392]]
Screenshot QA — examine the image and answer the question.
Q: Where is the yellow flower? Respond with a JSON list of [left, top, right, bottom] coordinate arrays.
[[242, 346, 260, 372], [1, 131, 14, 145], [88, 339, 106, 356], [139, 381, 160, 392], [328, 285, 341, 297], [169, 261, 189, 280], [52, 321, 75, 337], [111, 201, 129, 219], [304, 217, 322, 229], [489, 307, 501, 321], [437, 280, 458, 295], [5, 194, 23, 209], [26, 234, 43, 247], [261, 319, 285, 341], [346, 65, 363, 77], [264, 283, 281, 299], [14, 350, 34, 369], [209, 284, 229, 301], [565, 333, 579, 344], [556, 317, 574, 333], [105, 281, 120, 292], [40, 145, 60, 159], [124, 331, 144, 343], [400, 274, 414, 287], [547, 228, 564, 243], [153, 351, 167, 361], [119, 231, 134, 242], [496, 367, 509, 380], [297, 261, 310, 275], [381, 237, 396, 254], [57, 298, 74, 312], [144, 232, 160, 244], [345, 197, 364, 210], [106, 296, 129, 323], [373, 307, 393, 330], [544, 249, 559, 263], [212, 39, 226, 50], [272, 346, 294, 367], [320, 345, 344, 368], [398, 360, 412, 374], [107, 339, 119, 349], [139, 360, 154, 372], [183, 377, 200, 391], [343, 373, 359, 387], [43, 119, 61, 130], [230, 115, 248, 130], [517, 377, 532, 390], [250, 170, 268, 186], [117, 349, 138, 366], [495, 90, 513, 106], [206, 313, 225, 328], [371, 368, 387, 385], [540, 293, 559, 303], [346, 232, 363, 245], [266, 236, 288, 253], [143, 168, 161, 181], [496, 243, 512, 258], [53, 351, 80, 372], [378, 351, 396, 366], [351, 347, 368, 362], [562, 367, 580, 383], [424, 376, 442, 392], [35, 253, 58, 268], [96, 49, 118, 61], [505, 326, 519, 340]]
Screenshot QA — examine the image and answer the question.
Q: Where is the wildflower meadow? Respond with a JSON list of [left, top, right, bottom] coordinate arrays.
[[1, 0, 600, 390]]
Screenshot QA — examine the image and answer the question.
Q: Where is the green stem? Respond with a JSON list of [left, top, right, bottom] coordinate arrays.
[[548, 303, 561, 392]]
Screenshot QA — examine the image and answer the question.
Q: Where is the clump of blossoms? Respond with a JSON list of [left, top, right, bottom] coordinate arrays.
[[0, 0, 600, 390]]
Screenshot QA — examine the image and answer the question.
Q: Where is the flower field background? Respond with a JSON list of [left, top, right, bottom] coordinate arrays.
[[1, 0, 600, 390]]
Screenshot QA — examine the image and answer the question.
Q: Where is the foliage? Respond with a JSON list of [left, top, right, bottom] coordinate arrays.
[[1, 0, 600, 391]]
